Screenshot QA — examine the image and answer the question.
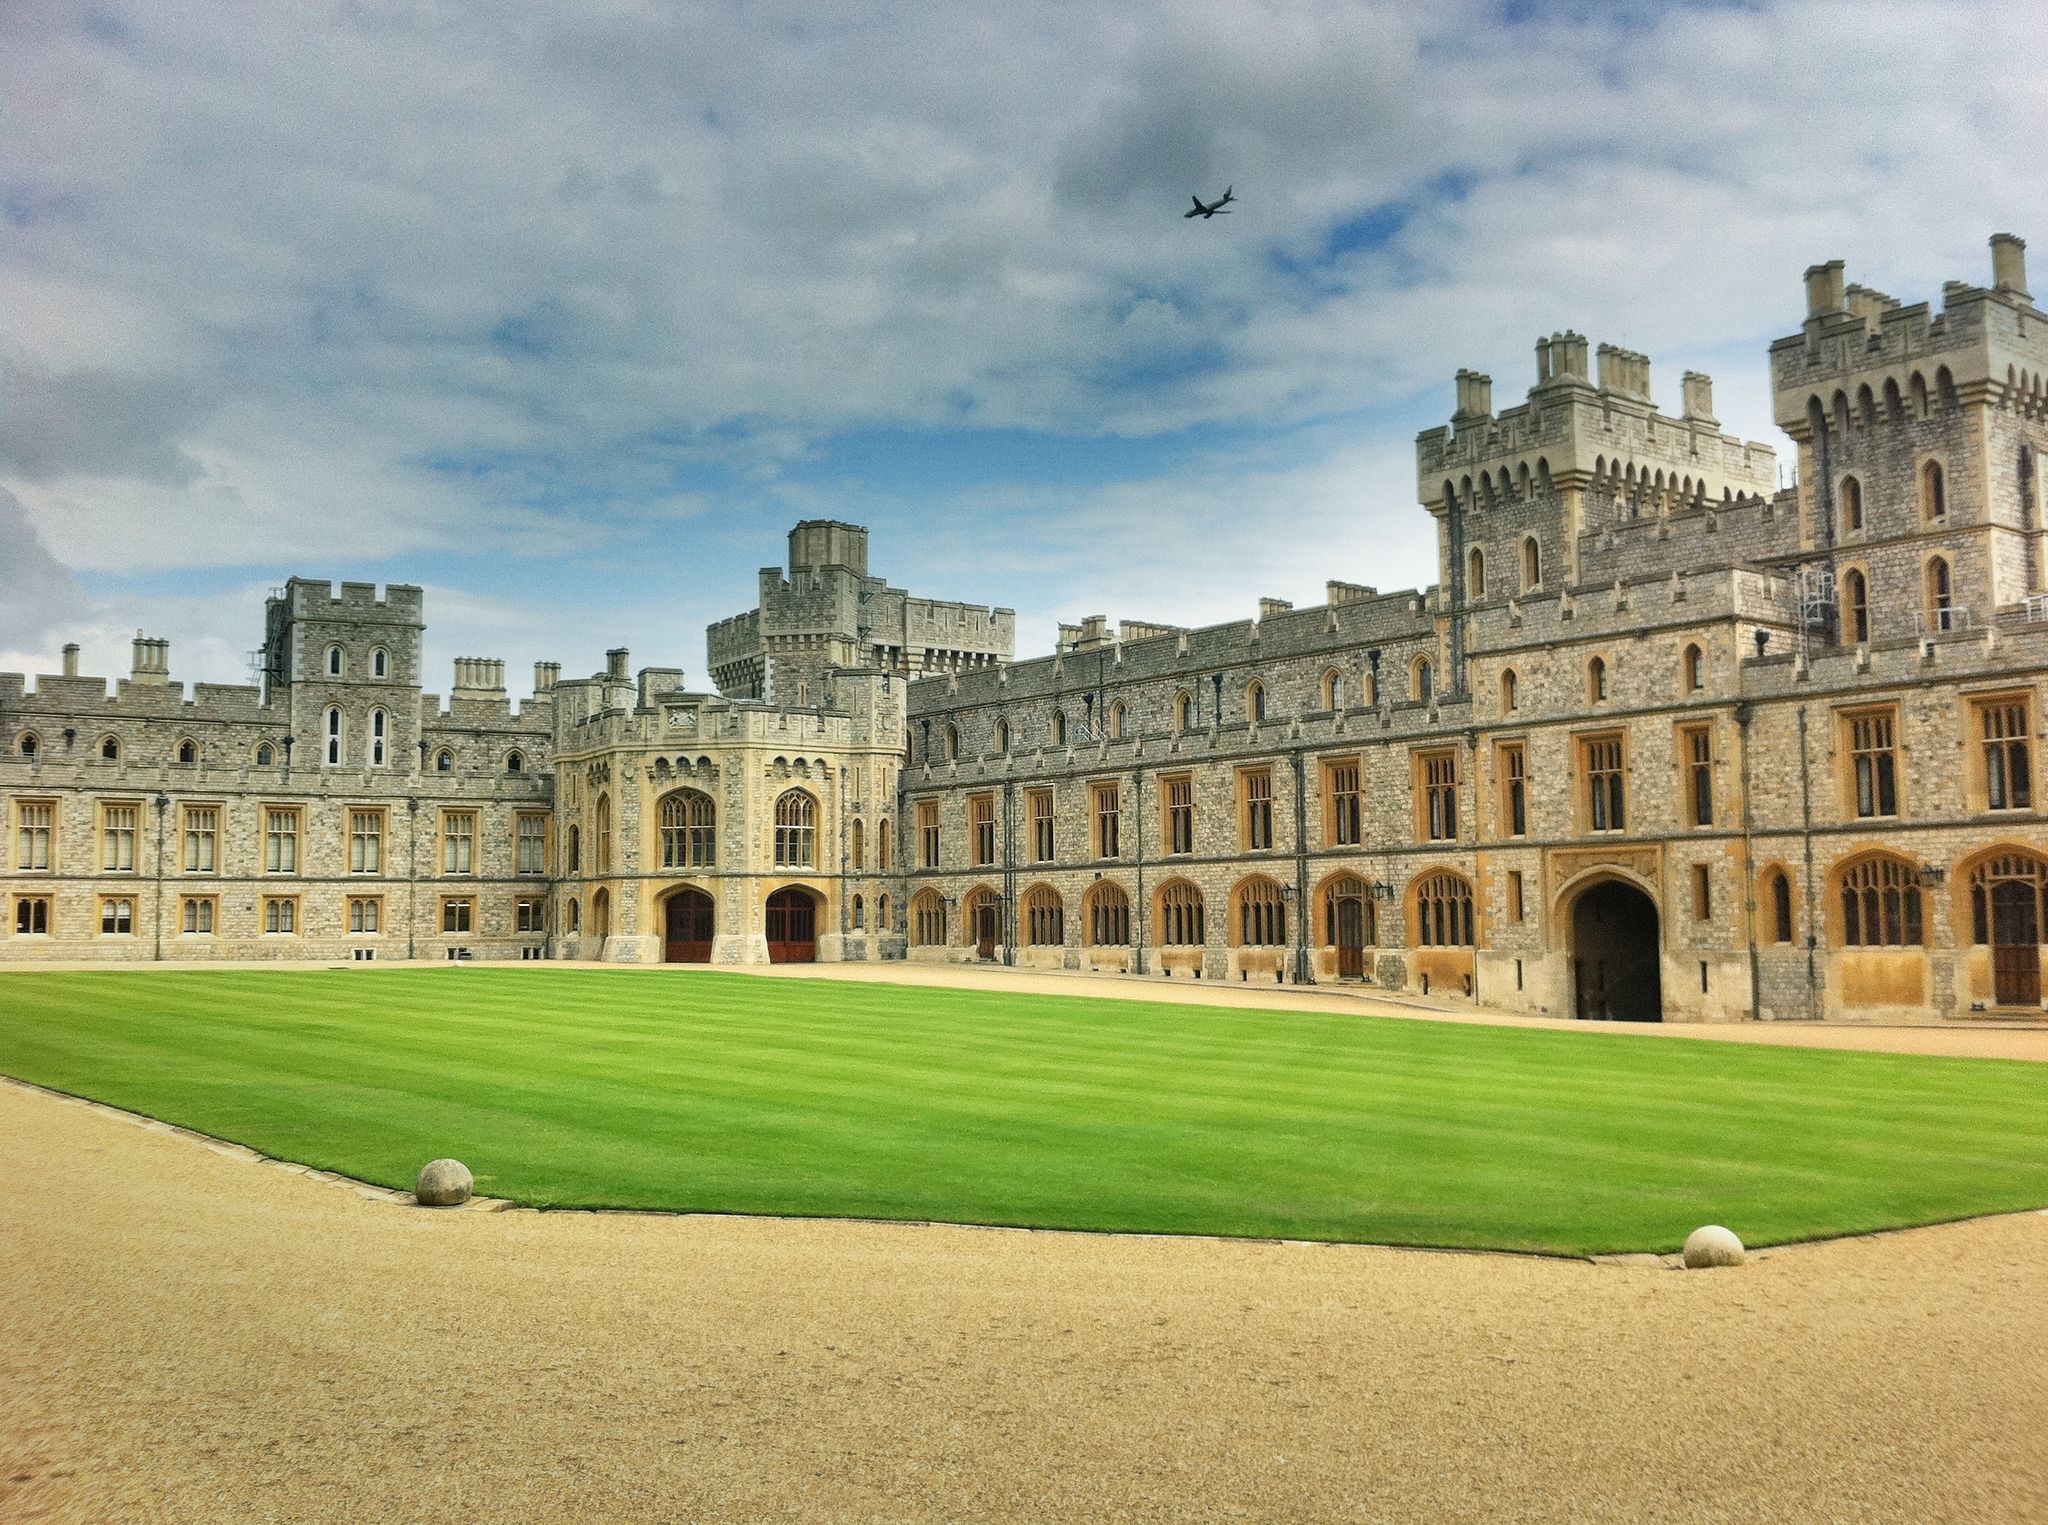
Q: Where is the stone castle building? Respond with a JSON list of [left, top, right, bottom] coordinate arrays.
[[6, 235, 2046, 1024]]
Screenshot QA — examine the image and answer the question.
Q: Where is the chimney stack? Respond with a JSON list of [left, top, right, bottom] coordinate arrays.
[[605, 647, 631, 682], [61, 643, 79, 678], [1681, 371, 1718, 425], [1991, 233, 2030, 299], [452, 657, 506, 696], [130, 633, 170, 685], [1453, 368, 1493, 419], [1596, 344, 1652, 402], [533, 661, 560, 693], [1804, 259, 1847, 318], [1539, 331, 1590, 384]]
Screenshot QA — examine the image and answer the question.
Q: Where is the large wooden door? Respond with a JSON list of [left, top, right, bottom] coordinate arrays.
[[664, 890, 714, 963], [974, 901, 999, 960], [766, 887, 817, 964], [1991, 879, 2042, 1006], [1335, 895, 1368, 979]]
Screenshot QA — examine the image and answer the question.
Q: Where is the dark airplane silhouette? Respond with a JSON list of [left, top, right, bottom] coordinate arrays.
[[1184, 187, 1235, 219]]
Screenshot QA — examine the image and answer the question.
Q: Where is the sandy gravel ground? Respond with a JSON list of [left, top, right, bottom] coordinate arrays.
[[4, 1083, 2045, 1524]]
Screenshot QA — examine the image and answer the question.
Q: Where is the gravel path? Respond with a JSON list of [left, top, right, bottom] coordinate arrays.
[[4, 1082, 2044, 1524]]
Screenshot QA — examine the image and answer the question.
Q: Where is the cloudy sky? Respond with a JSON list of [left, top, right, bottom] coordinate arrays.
[[4, 0, 2043, 697]]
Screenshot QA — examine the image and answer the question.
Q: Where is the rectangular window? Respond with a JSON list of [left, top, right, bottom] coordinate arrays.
[[263, 897, 298, 934], [441, 898, 473, 934], [265, 807, 300, 873], [100, 897, 135, 935], [1029, 789, 1055, 863], [181, 806, 219, 873], [15, 897, 51, 935], [1093, 782, 1121, 858], [347, 896, 381, 934], [1326, 759, 1362, 847], [517, 814, 548, 875], [442, 810, 477, 875], [1847, 709, 1899, 819], [1164, 775, 1194, 856], [349, 809, 384, 874], [1498, 744, 1527, 838], [1419, 751, 1458, 842], [1506, 870, 1524, 923], [1690, 864, 1712, 921], [1241, 769, 1273, 851], [102, 803, 138, 872], [1681, 726, 1714, 828], [969, 793, 996, 866], [180, 896, 216, 934], [1583, 736, 1625, 833], [1980, 700, 2033, 811], [16, 801, 54, 870], [516, 897, 547, 933], [917, 800, 941, 869]]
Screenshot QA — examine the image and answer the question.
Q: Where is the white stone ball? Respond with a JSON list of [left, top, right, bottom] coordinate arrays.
[[1682, 1224, 1746, 1268], [415, 1158, 474, 1206]]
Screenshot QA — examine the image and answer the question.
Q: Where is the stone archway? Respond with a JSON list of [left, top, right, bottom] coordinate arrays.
[[1570, 879, 1662, 1022], [766, 886, 819, 964], [663, 888, 715, 963]]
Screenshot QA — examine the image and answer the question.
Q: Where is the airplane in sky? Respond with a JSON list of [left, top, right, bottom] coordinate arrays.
[[1184, 187, 1236, 219]]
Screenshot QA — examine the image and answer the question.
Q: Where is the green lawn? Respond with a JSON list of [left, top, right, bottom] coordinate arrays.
[[1, 968, 2043, 1255]]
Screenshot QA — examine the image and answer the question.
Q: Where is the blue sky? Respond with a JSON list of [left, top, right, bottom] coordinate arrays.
[[3, 0, 2043, 694]]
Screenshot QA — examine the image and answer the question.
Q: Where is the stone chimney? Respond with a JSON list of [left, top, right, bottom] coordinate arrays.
[[451, 657, 506, 697], [1453, 369, 1493, 419], [1681, 371, 1718, 425], [605, 647, 630, 681], [1258, 598, 1294, 621], [533, 661, 560, 693], [61, 643, 79, 678], [1991, 233, 2030, 299], [130, 633, 170, 685], [1537, 331, 1590, 385], [1804, 259, 1847, 317], [1596, 344, 1652, 402]]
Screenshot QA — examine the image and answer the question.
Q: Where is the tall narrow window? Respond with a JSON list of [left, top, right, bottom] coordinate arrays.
[[1029, 790, 1054, 862], [994, 719, 1010, 754], [1927, 557, 1955, 632], [1246, 681, 1266, 723], [1093, 782, 1121, 858], [1165, 776, 1194, 855], [1769, 870, 1794, 944], [1921, 459, 1946, 521], [1467, 547, 1486, 600], [594, 794, 613, 874], [1844, 569, 1869, 644], [369, 710, 387, 766], [1584, 736, 1625, 832], [441, 811, 476, 875], [851, 818, 866, 871], [1323, 669, 1345, 711], [1848, 710, 1899, 819], [1241, 769, 1273, 850], [1682, 644, 1704, 692], [1500, 744, 1527, 837], [1327, 760, 1361, 847], [1050, 710, 1066, 746], [1506, 871, 1524, 923], [1587, 656, 1609, 704], [1521, 537, 1541, 592], [327, 645, 343, 677], [1841, 475, 1863, 531], [773, 791, 815, 868], [1690, 864, 1712, 920], [970, 793, 997, 865], [16, 802, 54, 870], [1682, 726, 1714, 827], [372, 647, 389, 679], [1174, 691, 1192, 733], [1500, 668, 1518, 713], [265, 808, 299, 873], [1109, 701, 1126, 740], [182, 806, 219, 873], [1421, 751, 1458, 841], [1981, 700, 2033, 811], [102, 805, 137, 872], [349, 810, 384, 874], [1414, 658, 1433, 703], [324, 706, 342, 766], [517, 813, 548, 874], [878, 817, 893, 871], [917, 799, 941, 869]]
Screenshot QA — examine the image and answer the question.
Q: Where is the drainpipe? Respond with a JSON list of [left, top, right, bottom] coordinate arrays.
[[152, 792, 169, 961], [1132, 764, 1148, 975], [407, 797, 420, 961], [1735, 702, 1763, 1021], [1292, 747, 1311, 984], [1002, 780, 1016, 966], [1797, 706, 1819, 1021]]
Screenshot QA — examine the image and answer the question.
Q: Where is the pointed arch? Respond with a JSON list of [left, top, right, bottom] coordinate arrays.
[[1084, 880, 1131, 946], [659, 789, 716, 868], [773, 789, 817, 867]]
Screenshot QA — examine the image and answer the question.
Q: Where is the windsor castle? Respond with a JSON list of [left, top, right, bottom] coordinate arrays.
[[6, 236, 2046, 1024]]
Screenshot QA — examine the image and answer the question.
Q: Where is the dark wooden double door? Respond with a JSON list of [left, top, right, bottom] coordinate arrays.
[[766, 887, 818, 964], [1991, 880, 2042, 1007], [664, 890, 714, 963]]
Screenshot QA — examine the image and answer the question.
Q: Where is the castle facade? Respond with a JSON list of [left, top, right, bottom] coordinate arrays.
[[6, 236, 2045, 1023]]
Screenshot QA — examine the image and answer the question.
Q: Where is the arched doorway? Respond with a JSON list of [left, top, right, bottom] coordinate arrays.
[[766, 887, 819, 964], [1325, 876, 1373, 979], [663, 889, 714, 963], [1972, 853, 2046, 1006], [1570, 879, 1662, 1021]]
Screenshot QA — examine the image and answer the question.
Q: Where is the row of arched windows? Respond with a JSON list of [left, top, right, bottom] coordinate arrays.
[[1807, 369, 1958, 437], [13, 727, 529, 772], [1463, 538, 1542, 602], [323, 645, 393, 680]]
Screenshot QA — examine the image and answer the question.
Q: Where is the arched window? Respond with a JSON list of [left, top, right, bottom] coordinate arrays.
[[1500, 668, 1519, 713], [255, 742, 274, 767], [1521, 537, 1541, 593], [369, 709, 387, 766], [372, 647, 389, 679], [852, 894, 865, 929], [773, 790, 816, 867], [1840, 475, 1863, 532], [436, 749, 454, 772], [1926, 557, 1955, 632], [1910, 372, 1929, 419], [1467, 546, 1486, 600], [1024, 885, 1065, 946], [18, 732, 38, 759], [1856, 384, 1876, 426], [594, 794, 612, 875], [851, 818, 866, 871], [1086, 882, 1131, 946], [911, 888, 947, 947], [1414, 872, 1475, 947], [1883, 377, 1903, 422], [1363, 669, 1378, 707], [959, 885, 996, 947], [323, 708, 341, 766], [878, 817, 893, 871], [1157, 881, 1205, 946], [1413, 657, 1433, 703], [1844, 569, 1870, 644], [945, 724, 959, 762], [1235, 878, 1286, 946], [1682, 644, 1704, 693], [1246, 680, 1266, 723], [567, 898, 580, 932], [1838, 856, 1923, 946], [1588, 656, 1608, 703], [1765, 868, 1795, 944], [1050, 709, 1066, 746], [99, 735, 120, 761], [994, 719, 1010, 754], [567, 825, 580, 874], [506, 751, 524, 773], [877, 892, 891, 932], [1968, 853, 2048, 950], [1322, 669, 1344, 711], [1173, 691, 1192, 733], [2021, 446, 2037, 531], [1921, 459, 1946, 521], [326, 645, 344, 677], [1109, 700, 1126, 740], [659, 791, 716, 868], [178, 737, 198, 765], [1323, 875, 1376, 948]]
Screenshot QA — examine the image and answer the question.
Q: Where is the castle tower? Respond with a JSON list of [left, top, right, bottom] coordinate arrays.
[[262, 579, 425, 771]]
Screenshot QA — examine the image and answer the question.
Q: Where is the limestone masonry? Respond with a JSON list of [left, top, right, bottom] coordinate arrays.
[[7, 236, 2047, 1023]]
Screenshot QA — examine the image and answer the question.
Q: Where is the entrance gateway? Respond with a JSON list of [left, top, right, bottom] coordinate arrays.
[[1570, 879, 1662, 1022], [663, 889, 714, 963], [766, 886, 818, 963]]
